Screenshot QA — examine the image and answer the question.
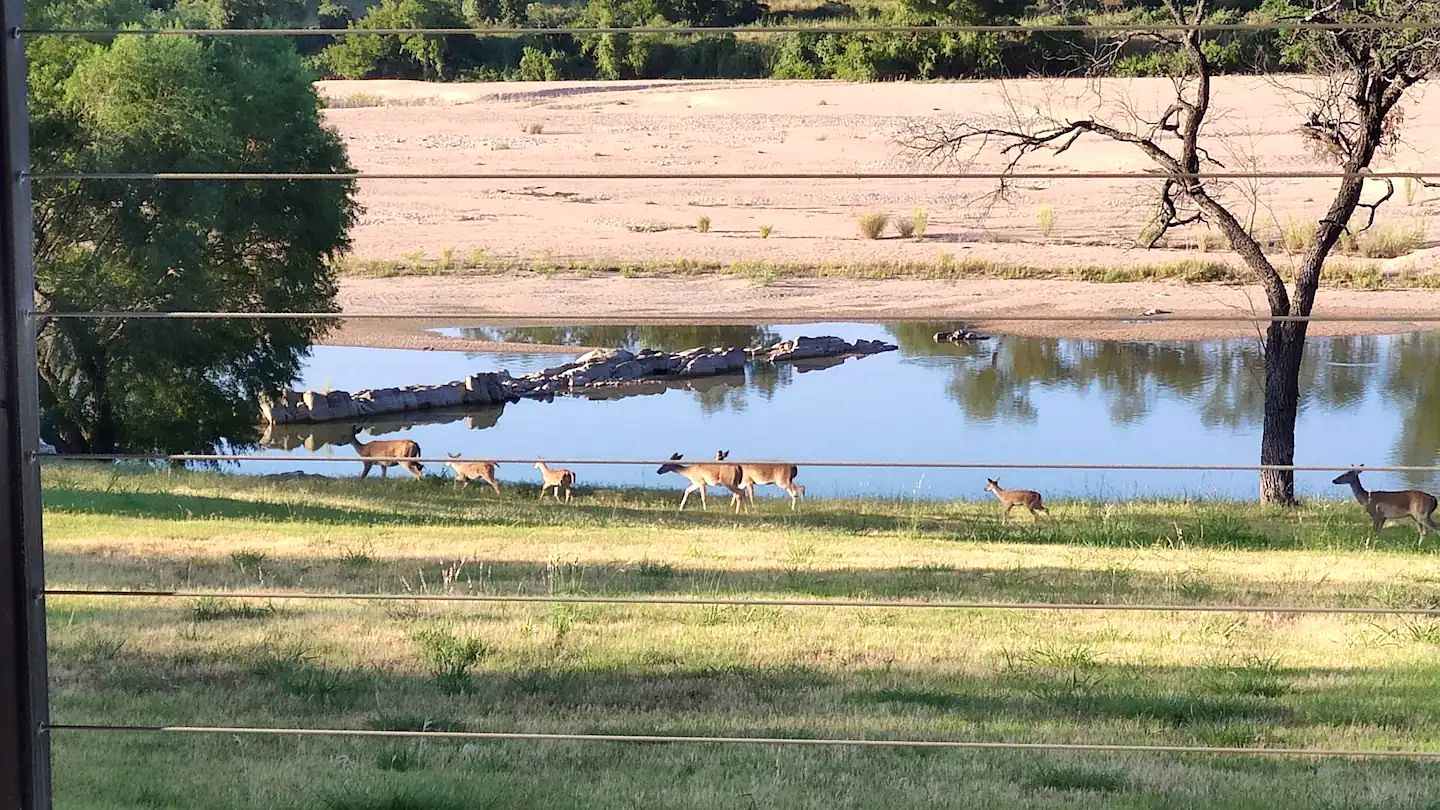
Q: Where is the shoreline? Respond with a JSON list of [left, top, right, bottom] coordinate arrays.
[[327, 273, 1440, 351]]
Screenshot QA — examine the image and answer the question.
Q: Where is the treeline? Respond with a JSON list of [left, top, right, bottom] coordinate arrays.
[[302, 0, 1313, 81]]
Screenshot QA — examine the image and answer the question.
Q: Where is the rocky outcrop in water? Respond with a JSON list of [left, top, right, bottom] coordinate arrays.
[[260, 335, 896, 425], [753, 336, 896, 362]]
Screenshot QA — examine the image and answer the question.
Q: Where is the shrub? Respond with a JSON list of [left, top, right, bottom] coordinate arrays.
[[1357, 221, 1426, 258], [521, 122, 545, 135], [894, 217, 916, 238], [911, 207, 929, 239], [1037, 206, 1057, 237], [413, 625, 488, 693], [696, 215, 711, 233], [517, 46, 564, 81], [858, 212, 889, 240], [758, 224, 773, 239], [1280, 217, 1315, 254]]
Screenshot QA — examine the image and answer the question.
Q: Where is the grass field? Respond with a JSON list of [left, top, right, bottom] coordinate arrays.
[[43, 465, 1440, 809], [332, 253, 1440, 291]]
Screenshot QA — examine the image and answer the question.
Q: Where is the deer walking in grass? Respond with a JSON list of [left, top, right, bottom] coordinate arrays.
[[1332, 468, 1439, 545], [984, 478, 1048, 522], [715, 450, 805, 510], [533, 461, 576, 503], [446, 454, 501, 495], [349, 427, 424, 480], [659, 452, 745, 513]]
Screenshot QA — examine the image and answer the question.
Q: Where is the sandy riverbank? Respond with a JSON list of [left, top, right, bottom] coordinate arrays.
[[318, 76, 1440, 278]]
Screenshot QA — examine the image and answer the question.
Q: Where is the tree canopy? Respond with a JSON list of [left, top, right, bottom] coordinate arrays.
[[29, 0, 358, 453]]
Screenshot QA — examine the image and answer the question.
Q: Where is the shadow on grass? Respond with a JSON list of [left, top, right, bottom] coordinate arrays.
[[47, 547, 1412, 607]]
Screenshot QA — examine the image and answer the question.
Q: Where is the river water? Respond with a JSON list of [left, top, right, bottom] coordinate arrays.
[[249, 322, 1440, 501]]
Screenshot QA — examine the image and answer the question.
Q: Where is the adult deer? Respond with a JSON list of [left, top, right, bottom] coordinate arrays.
[[446, 454, 501, 495], [533, 461, 576, 503], [349, 427, 424, 480], [984, 478, 1048, 522], [1332, 468, 1439, 545], [715, 450, 804, 510], [658, 452, 744, 513]]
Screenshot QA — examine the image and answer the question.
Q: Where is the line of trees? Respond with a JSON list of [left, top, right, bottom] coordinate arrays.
[[306, 0, 1307, 81]]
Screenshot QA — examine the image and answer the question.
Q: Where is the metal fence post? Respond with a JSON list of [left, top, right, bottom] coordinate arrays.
[[0, 1, 53, 807]]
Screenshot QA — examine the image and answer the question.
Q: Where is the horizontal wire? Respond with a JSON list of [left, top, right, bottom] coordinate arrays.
[[42, 723, 1440, 759], [24, 170, 1440, 182], [19, 21, 1440, 36], [33, 312, 1440, 322], [35, 454, 1440, 472], [43, 589, 1440, 616]]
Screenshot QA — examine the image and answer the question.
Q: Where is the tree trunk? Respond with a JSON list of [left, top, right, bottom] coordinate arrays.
[[1259, 320, 1307, 504]]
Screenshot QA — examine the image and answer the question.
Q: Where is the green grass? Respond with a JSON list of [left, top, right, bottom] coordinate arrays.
[[42, 465, 1440, 809], [331, 252, 1440, 290]]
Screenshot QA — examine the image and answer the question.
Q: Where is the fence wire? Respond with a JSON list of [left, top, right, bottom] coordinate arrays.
[[41, 723, 1440, 759], [32, 311, 1440, 322], [43, 588, 1440, 616], [25, 170, 1440, 182], [18, 20, 1440, 36]]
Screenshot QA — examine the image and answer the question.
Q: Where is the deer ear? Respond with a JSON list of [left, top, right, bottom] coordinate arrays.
[[671, 452, 683, 460]]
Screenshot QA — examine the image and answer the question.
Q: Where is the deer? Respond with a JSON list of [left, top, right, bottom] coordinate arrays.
[[349, 427, 424, 480], [984, 478, 1048, 522], [1332, 468, 1439, 545], [533, 461, 576, 503], [715, 450, 805, 510], [658, 452, 744, 513], [446, 454, 501, 495]]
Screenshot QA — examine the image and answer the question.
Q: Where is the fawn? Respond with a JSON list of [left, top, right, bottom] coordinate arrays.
[[533, 461, 576, 503], [984, 478, 1048, 521], [446, 454, 501, 495]]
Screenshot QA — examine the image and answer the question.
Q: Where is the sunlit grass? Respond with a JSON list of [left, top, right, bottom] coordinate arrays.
[[42, 465, 1440, 809]]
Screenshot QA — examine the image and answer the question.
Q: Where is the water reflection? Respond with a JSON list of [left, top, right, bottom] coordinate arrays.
[[256, 323, 1440, 498], [432, 325, 782, 353]]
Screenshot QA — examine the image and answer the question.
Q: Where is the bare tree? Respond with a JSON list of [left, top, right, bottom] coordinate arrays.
[[907, 0, 1438, 504]]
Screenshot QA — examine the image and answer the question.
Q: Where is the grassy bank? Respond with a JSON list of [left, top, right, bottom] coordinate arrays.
[[333, 252, 1440, 291], [44, 466, 1440, 809]]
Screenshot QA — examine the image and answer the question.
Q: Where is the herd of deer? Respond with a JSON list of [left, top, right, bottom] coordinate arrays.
[[348, 428, 1440, 538]]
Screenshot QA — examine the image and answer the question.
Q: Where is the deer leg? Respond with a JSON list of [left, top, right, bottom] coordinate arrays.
[[380, 464, 389, 478], [1003, 503, 1014, 522], [538, 485, 547, 500], [699, 485, 708, 511], [731, 488, 743, 514], [407, 462, 423, 480], [360, 461, 373, 479], [488, 478, 501, 496], [747, 483, 756, 506], [1372, 513, 1385, 534], [788, 486, 798, 511], [679, 485, 697, 510]]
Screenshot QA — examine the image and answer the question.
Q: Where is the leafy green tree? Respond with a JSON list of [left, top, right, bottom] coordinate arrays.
[[29, 13, 357, 453], [323, 0, 467, 79]]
